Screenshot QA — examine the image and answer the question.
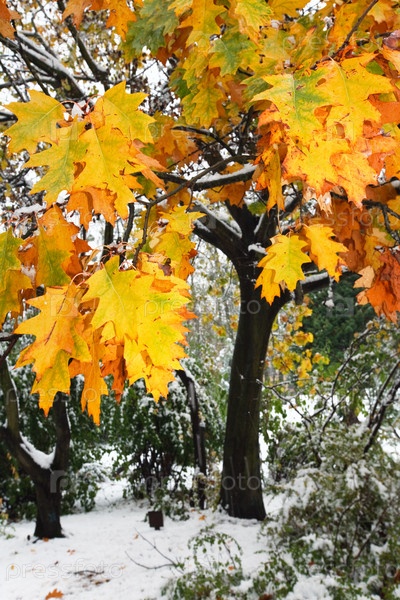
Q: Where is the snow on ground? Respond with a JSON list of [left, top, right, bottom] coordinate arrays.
[[0, 476, 274, 600]]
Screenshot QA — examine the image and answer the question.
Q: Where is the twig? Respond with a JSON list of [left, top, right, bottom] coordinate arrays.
[[335, 0, 380, 57], [125, 531, 184, 572], [312, 0, 380, 69]]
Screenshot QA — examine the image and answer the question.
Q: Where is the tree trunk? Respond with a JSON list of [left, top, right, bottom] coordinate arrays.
[[0, 359, 70, 538], [34, 475, 64, 538], [220, 273, 287, 519], [176, 369, 207, 508]]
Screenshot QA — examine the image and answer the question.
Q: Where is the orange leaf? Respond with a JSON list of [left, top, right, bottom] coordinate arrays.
[[45, 590, 63, 599], [0, 0, 19, 38]]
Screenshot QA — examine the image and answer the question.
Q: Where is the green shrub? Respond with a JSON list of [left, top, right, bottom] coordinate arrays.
[[255, 423, 400, 599], [162, 526, 245, 599]]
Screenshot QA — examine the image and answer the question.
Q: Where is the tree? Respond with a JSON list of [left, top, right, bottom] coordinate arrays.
[[0, 0, 399, 531]]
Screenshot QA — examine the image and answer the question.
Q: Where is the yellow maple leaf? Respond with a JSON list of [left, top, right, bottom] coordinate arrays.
[[268, 0, 310, 19], [62, 0, 92, 26], [20, 207, 87, 287], [0, 229, 23, 286], [16, 284, 90, 374], [255, 264, 282, 304], [94, 82, 154, 143], [332, 150, 378, 206], [253, 67, 333, 142], [183, 71, 225, 128], [301, 224, 347, 280], [26, 120, 88, 204], [83, 256, 193, 402], [73, 123, 138, 215], [15, 285, 91, 415], [175, 0, 225, 48], [31, 351, 71, 416], [283, 138, 349, 198], [230, 0, 272, 42], [256, 233, 311, 302], [6, 91, 65, 154], [68, 187, 117, 227], [0, 270, 32, 325], [257, 146, 284, 210], [69, 322, 108, 424], [323, 55, 395, 141]]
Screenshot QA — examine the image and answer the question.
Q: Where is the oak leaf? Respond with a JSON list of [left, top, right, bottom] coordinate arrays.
[[0, 229, 23, 282], [15, 285, 91, 414], [0, 270, 32, 325], [5, 92, 65, 154], [45, 589, 63, 599], [63, 0, 136, 38], [254, 68, 333, 142], [230, 0, 272, 42], [0, 0, 19, 38], [256, 234, 311, 303], [175, 0, 225, 48], [26, 120, 88, 204], [94, 82, 154, 143], [323, 56, 395, 141], [69, 322, 108, 424], [301, 224, 347, 280], [20, 207, 87, 287]]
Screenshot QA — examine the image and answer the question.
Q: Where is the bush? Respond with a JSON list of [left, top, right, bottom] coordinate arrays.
[[255, 423, 400, 599], [162, 526, 245, 599]]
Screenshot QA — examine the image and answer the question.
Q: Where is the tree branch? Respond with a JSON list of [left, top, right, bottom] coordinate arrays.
[[56, 0, 110, 87], [0, 31, 86, 99]]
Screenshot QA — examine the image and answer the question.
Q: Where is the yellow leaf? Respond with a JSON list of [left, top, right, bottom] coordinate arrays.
[[176, 0, 225, 48], [83, 256, 144, 342], [230, 0, 272, 41], [332, 150, 378, 207], [253, 67, 333, 142], [257, 233, 311, 295], [82, 256, 193, 402], [62, 0, 92, 26], [20, 207, 86, 287], [26, 120, 88, 204], [302, 224, 347, 280], [186, 76, 225, 128], [255, 257, 282, 304], [69, 323, 108, 424], [0, 229, 23, 287], [268, 0, 310, 19], [31, 351, 71, 416], [15, 285, 91, 379], [0, 270, 32, 325], [94, 82, 154, 143], [5, 92, 65, 154], [63, 0, 136, 38], [323, 56, 395, 141], [283, 138, 349, 198], [257, 146, 284, 210]]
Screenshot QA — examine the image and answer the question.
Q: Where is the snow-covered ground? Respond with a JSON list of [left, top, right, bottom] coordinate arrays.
[[0, 477, 273, 600]]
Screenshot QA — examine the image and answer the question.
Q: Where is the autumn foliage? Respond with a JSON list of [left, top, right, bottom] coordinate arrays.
[[0, 0, 399, 422]]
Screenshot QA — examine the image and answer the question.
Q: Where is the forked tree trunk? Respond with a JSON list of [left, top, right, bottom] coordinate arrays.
[[34, 475, 64, 538], [0, 359, 70, 538], [220, 272, 288, 520]]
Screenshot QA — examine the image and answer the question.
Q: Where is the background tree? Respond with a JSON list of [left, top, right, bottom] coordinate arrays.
[[0, 0, 399, 530]]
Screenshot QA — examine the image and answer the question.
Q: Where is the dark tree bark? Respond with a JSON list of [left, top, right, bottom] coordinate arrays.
[[0, 358, 71, 538], [176, 368, 207, 508], [219, 258, 289, 519], [192, 201, 293, 519]]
